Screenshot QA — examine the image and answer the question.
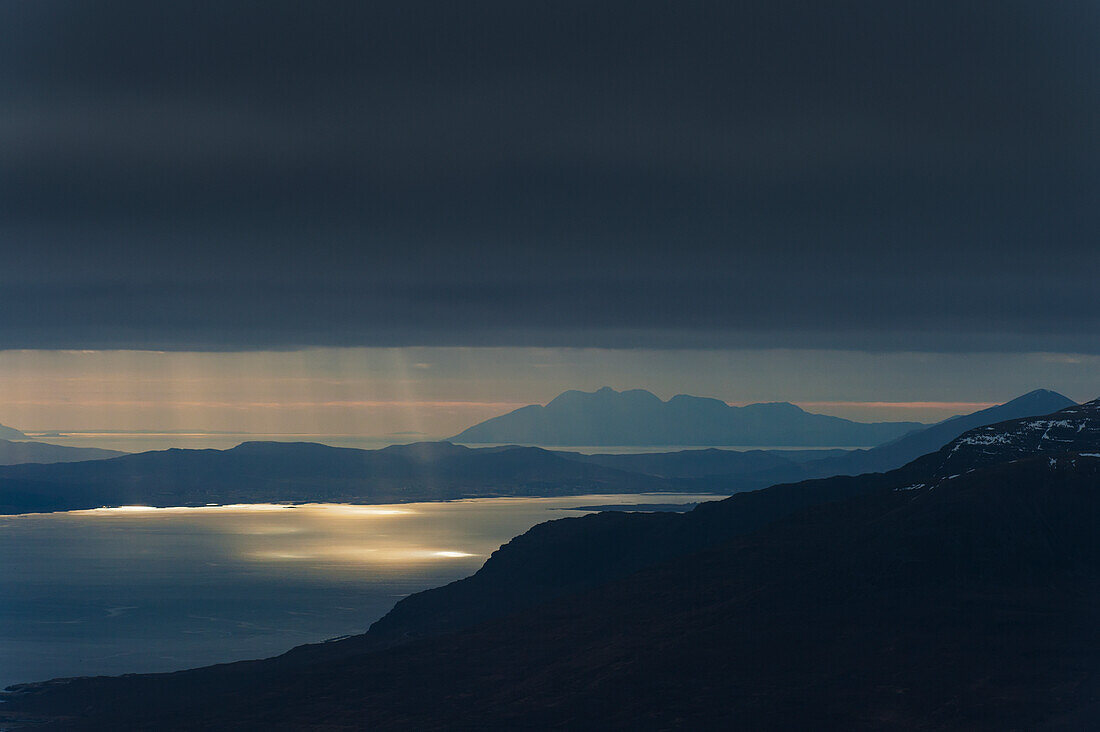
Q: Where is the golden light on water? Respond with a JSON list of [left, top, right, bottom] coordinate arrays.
[[60, 502, 482, 567], [313, 506, 415, 517], [73, 503, 417, 516], [251, 551, 312, 560], [238, 524, 304, 535], [247, 545, 479, 565], [1, 495, 729, 585]]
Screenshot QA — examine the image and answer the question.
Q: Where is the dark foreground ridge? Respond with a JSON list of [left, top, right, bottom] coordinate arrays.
[[4, 399, 1100, 729]]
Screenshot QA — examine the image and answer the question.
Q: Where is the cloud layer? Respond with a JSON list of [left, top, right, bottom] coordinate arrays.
[[2, 2, 1098, 350]]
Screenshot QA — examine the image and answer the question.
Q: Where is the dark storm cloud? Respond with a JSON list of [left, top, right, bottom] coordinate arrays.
[[2, 1, 1098, 350]]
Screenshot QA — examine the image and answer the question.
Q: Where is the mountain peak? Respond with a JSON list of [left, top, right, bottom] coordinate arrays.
[[1002, 388, 1075, 407], [667, 393, 728, 406], [377, 441, 470, 460], [927, 398, 1100, 479], [546, 387, 661, 408], [230, 440, 333, 452], [453, 389, 923, 447], [744, 401, 805, 413]]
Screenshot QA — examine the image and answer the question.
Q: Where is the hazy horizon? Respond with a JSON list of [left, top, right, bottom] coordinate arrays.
[[0, 348, 1094, 443]]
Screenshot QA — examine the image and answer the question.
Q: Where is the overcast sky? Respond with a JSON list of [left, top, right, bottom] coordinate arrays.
[[2, 1, 1098, 353], [1, 3, 1098, 437]]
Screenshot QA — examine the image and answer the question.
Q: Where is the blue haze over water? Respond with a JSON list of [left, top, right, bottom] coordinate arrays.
[[0, 494, 720, 688]]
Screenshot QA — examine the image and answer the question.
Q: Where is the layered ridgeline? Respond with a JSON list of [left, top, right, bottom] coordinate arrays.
[[451, 387, 925, 446], [0, 390, 1075, 514], [562, 388, 1076, 488], [8, 399, 1100, 729], [799, 388, 1076, 478], [0, 441, 672, 515], [0, 420, 126, 465], [0, 422, 27, 440], [0, 440, 124, 466]]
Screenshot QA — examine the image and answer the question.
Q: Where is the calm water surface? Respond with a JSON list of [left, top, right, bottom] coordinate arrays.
[[0, 494, 721, 687]]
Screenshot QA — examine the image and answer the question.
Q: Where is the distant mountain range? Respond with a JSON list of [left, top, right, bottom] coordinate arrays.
[[0, 389, 1076, 514], [0, 420, 128, 464], [0, 441, 670, 514], [452, 387, 927, 446], [0, 439, 124, 466], [0, 422, 27, 440], [9, 398, 1099, 729], [797, 388, 1075, 478], [560, 388, 1077, 489]]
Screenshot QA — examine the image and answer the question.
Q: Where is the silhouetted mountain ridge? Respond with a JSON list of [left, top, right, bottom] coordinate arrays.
[[798, 388, 1076, 479], [909, 396, 1100, 483], [0, 440, 673, 514], [0, 422, 27, 440], [0, 439, 124, 466], [452, 387, 925, 446], [556, 389, 1077, 490], [7, 398, 1099, 729], [0, 390, 1075, 514], [372, 399, 1100, 646]]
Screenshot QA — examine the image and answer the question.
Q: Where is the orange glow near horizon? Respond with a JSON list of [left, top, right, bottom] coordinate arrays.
[[0, 348, 1092, 441]]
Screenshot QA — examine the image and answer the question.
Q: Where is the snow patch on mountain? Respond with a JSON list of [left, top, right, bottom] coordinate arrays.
[[930, 398, 1100, 480]]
